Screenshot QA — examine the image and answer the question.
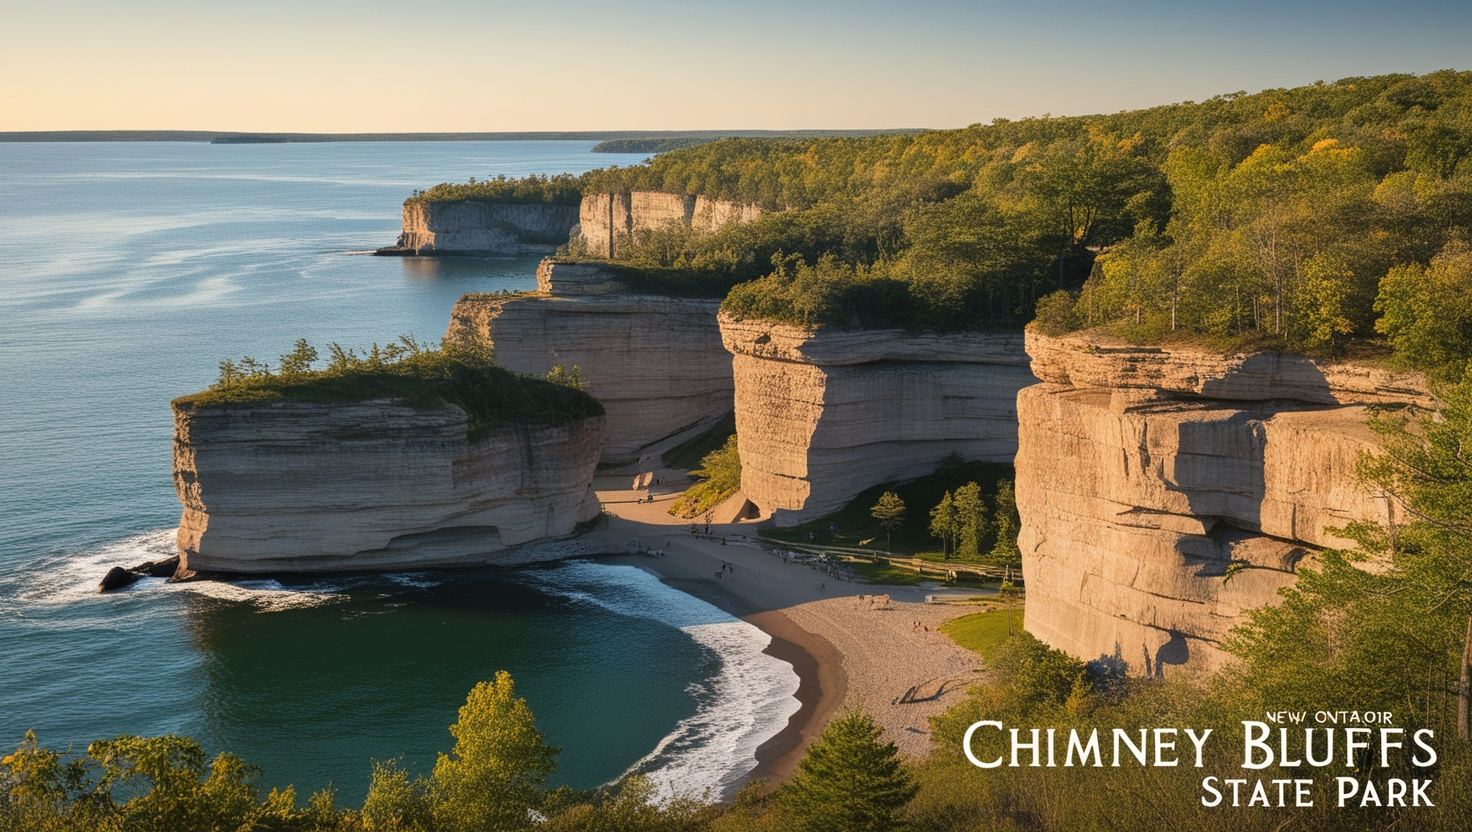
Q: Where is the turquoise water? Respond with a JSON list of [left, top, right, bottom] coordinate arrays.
[[0, 142, 798, 803]]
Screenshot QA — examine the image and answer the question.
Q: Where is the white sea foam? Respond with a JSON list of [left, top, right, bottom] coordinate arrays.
[[9, 528, 344, 612], [528, 561, 801, 802], [9, 528, 178, 606]]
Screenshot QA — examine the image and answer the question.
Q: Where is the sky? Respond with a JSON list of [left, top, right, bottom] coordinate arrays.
[[3, 0, 1472, 132]]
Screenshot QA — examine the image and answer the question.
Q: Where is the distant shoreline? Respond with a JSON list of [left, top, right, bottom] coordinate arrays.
[[0, 129, 926, 144]]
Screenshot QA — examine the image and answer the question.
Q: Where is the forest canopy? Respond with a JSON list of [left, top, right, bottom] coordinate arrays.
[[415, 72, 1472, 376]]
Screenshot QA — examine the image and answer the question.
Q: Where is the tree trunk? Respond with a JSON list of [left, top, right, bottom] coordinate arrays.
[[1459, 613, 1471, 740]]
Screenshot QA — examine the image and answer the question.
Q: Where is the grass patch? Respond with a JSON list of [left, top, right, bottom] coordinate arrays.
[[941, 607, 1025, 658], [661, 411, 735, 470], [847, 561, 925, 586], [760, 459, 1014, 556]]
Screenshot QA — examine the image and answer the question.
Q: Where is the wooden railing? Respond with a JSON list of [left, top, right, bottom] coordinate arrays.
[[756, 538, 1022, 583]]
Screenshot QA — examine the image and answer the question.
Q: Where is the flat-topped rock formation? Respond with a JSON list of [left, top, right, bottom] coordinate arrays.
[[450, 260, 734, 468], [1017, 329, 1432, 675], [1029, 330, 1437, 407], [575, 191, 763, 257], [381, 200, 580, 255], [720, 314, 1038, 526], [172, 399, 606, 573]]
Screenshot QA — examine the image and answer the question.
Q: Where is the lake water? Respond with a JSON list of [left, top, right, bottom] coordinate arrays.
[[0, 141, 799, 803]]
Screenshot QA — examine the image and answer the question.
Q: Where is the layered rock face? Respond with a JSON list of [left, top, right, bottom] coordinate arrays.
[[1018, 330, 1431, 675], [720, 314, 1038, 525], [391, 201, 580, 255], [173, 400, 606, 573], [450, 261, 734, 467], [575, 192, 763, 257]]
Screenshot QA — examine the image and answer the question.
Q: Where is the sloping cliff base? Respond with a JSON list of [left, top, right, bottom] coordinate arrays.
[[172, 399, 607, 574], [1017, 330, 1432, 675], [450, 261, 735, 469], [379, 200, 580, 256], [720, 313, 1038, 526]]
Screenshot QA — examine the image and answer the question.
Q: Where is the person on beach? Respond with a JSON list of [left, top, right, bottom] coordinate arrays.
[[819, 582, 826, 592]]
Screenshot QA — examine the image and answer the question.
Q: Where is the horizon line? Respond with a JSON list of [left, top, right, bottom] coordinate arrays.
[[0, 129, 935, 143]]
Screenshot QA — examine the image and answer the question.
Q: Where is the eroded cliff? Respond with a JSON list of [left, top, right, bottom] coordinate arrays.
[[388, 200, 580, 255], [720, 314, 1038, 525], [1017, 330, 1431, 674], [575, 192, 763, 257], [173, 399, 606, 573], [450, 261, 734, 468]]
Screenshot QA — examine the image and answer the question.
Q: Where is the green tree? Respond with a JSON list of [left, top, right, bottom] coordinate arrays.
[[237, 356, 271, 378], [952, 482, 988, 559], [84, 734, 267, 832], [989, 480, 1021, 567], [362, 758, 431, 831], [871, 492, 907, 553], [216, 358, 242, 387], [928, 491, 958, 561], [1375, 239, 1472, 382], [278, 338, 319, 376], [544, 364, 584, 390], [429, 671, 559, 832], [1031, 290, 1078, 336], [778, 710, 917, 832]]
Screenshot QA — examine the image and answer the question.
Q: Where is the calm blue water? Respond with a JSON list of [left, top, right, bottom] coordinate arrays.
[[0, 142, 798, 804]]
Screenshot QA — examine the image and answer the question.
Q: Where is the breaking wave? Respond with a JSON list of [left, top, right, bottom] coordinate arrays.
[[525, 561, 801, 801]]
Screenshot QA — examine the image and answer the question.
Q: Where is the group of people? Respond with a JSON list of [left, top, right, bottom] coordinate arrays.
[[714, 560, 736, 580]]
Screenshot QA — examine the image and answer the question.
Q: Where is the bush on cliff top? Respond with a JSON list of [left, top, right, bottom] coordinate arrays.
[[173, 335, 603, 437], [409, 173, 585, 206]]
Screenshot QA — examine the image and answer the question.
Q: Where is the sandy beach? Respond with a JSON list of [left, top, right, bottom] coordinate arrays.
[[590, 474, 985, 782]]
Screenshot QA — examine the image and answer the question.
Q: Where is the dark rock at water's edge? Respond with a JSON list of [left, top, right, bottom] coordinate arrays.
[[372, 246, 414, 256], [98, 567, 142, 593], [98, 555, 182, 592], [133, 556, 181, 578]]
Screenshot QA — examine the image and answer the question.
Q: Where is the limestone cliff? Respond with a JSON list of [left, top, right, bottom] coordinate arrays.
[[449, 260, 734, 468], [1017, 330, 1433, 674], [575, 192, 763, 257], [387, 200, 580, 255], [720, 314, 1038, 526], [173, 400, 607, 573]]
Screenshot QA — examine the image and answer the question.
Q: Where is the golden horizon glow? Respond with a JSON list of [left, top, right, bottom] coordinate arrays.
[[4, 1, 1471, 133]]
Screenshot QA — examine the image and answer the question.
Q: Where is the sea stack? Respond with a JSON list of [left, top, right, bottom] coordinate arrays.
[[172, 397, 607, 574], [382, 200, 580, 256]]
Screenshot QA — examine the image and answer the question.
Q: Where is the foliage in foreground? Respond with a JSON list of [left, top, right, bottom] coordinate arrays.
[[174, 336, 604, 438], [775, 711, 916, 832]]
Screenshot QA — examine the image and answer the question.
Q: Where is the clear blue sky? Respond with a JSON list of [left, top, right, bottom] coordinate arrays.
[[3, 0, 1470, 131]]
